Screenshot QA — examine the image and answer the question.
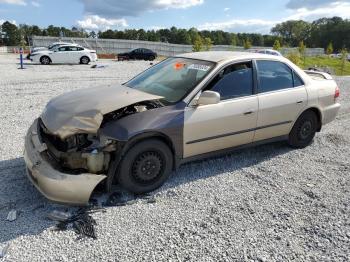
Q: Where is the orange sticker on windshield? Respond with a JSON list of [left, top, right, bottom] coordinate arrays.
[[174, 62, 186, 70]]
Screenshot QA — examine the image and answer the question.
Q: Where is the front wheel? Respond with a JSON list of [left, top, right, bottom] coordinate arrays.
[[288, 111, 318, 148], [40, 56, 51, 65], [80, 56, 90, 65], [117, 139, 173, 194]]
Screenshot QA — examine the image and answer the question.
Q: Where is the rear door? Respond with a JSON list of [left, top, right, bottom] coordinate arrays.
[[183, 61, 259, 158], [254, 60, 307, 142]]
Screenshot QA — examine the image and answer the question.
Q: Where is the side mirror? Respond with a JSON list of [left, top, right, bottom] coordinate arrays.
[[196, 91, 220, 106]]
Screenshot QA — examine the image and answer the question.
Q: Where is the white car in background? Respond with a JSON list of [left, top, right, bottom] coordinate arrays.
[[30, 42, 77, 53], [30, 45, 98, 65], [257, 49, 283, 57]]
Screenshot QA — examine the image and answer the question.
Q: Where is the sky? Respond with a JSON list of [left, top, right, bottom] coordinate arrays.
[[1, 0, 350, 33]]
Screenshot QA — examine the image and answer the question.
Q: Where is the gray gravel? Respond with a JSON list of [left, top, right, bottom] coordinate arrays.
[[0, 54, 349, 261]]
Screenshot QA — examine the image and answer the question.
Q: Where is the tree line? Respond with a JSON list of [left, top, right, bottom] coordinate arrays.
[[1, 16, 350, 52]]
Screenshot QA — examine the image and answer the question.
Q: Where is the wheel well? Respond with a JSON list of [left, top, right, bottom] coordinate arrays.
[[41, 55, 51, 62], [81, 56, 90, 60], [303, 107, 322, 132], [105, 133, 176, 191]]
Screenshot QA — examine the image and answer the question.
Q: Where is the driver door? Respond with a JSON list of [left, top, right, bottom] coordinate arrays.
[[50, 46, 68, 63], [183, 61, 259, 158]]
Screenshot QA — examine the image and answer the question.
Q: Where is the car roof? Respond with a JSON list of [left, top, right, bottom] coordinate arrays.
[[175, 51, 283, 63], [51, 42, 80, 46], [56, 44, 83, 48]]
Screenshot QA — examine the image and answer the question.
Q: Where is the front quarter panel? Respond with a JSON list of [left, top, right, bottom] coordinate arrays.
[[100, 102, 186, 159]]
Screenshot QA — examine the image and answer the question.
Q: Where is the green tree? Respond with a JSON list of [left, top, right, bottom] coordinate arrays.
[[340, 48, 348, 75], [298, 40, 306, 65], [271, 20, 311, 47], [286, 51, 302, 67], [203, 37, 213, 51], [1, 21, 21, 45], [326, 42, 334, 55], [243, 39, 252, 49], [231, 35, 237, 47], [273, 39, 281, 51], [192, 34, 203, 52]]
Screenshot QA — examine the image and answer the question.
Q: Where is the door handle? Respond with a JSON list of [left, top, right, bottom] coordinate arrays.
[[244, 110, 254, 115], [296, 101, 303, 104]]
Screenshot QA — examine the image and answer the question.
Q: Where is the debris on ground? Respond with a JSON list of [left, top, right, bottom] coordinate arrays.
[[91, 64, 108, 69], [0, 243, 10, 258], [47, 210, 72, 222], [6, 209, 17, 222], [103, 191, 130, 207], [53, 207, 106, 240], [103, 191, 157, 207]]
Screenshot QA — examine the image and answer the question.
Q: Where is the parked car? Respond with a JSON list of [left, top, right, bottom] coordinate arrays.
[[30, 45, 97, 65], [24, 51, 341, 205], [117, 48, 157, 61], [257, 49, 283, 56], [27, 42, 79, 59]]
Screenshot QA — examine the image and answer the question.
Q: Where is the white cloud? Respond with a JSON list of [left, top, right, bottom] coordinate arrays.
[[0, 19, 17, 25], [80, 0, 203, 18], [286, 2, 350, 20], [224, 7, 230, 12], [77, 15, 128, 31], [0, 0, 26, 5], [199, 1, 350, 34], [31, 1, 40, 7], [198, 19, 277, 33], [286, 0, 350, 9]]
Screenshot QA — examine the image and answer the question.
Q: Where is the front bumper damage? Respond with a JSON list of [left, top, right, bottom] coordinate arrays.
[[24, 119, 107, 205]]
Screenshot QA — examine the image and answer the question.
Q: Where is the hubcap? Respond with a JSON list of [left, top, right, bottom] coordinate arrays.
[[299, 120, 312, 140], [42, 57, 49, 64], [82, 57, 88, 64], [131, 151, 163, 185]]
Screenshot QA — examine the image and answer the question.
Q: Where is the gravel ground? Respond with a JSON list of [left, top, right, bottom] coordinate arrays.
[[0, 54, 349, 261]]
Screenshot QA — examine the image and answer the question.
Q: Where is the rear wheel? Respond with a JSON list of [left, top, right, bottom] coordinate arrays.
[[149, 55, 155, 61], [40, 56, 51, 65], [80, 56, 90, 65], [117, 139, 173, 194], [288, 111, 318, 148]]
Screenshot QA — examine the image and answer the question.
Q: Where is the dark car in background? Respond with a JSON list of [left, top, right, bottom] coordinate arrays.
[[117, 48, 157, 61]]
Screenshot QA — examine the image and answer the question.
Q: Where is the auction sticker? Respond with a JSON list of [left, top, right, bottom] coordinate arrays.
[[188, 64, 211, 71]]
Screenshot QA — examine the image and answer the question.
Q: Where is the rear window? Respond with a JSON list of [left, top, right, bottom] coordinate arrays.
[[257, 60, 294, 93]]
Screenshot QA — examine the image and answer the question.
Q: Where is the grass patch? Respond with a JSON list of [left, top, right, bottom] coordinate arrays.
[[300, 56, 350, 76]]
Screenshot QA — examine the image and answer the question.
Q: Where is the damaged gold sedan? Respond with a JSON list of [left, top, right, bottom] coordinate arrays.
[[24, 52, 340, 205]]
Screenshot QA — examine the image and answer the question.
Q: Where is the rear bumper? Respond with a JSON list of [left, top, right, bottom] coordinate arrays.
[[24, 119, 106, 205], [322, 103, 341, 125]]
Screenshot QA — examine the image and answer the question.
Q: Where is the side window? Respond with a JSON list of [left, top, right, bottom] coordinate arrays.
[[205, 61, 254, 100], [257, 60, 294, 93], [69, 47, 78, 51], [293, 71, 304, 87], [77, 47, 84, 51], [58, 47, 67, 52]]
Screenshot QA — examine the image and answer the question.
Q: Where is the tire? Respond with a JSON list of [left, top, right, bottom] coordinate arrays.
[[80, 56, 90, 65], [117, 139, 173, 194], [149, 55, 155, 61], [40, 56, 51, 65], [288, 111, 318, 148]]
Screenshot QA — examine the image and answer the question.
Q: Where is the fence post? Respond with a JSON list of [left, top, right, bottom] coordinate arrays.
[[18, 47, 24, 70]]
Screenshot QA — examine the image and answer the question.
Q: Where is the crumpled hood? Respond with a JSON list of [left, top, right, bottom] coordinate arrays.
[[41, 84, 162, 139]]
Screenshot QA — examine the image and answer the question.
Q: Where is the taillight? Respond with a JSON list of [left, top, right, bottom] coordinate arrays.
[[334, 86, 340, 101]]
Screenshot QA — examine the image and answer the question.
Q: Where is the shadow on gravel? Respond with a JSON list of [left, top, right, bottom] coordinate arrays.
[[0, 157, 56, 244], [0, 141, 292, 244], [163, 141, 293, 191]]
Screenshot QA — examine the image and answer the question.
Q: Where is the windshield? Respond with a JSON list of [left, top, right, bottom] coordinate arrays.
[[126, 58, 215, 103]]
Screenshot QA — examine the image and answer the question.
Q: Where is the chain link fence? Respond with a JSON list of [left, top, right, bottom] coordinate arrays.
[[26, 36, 325, 57]]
